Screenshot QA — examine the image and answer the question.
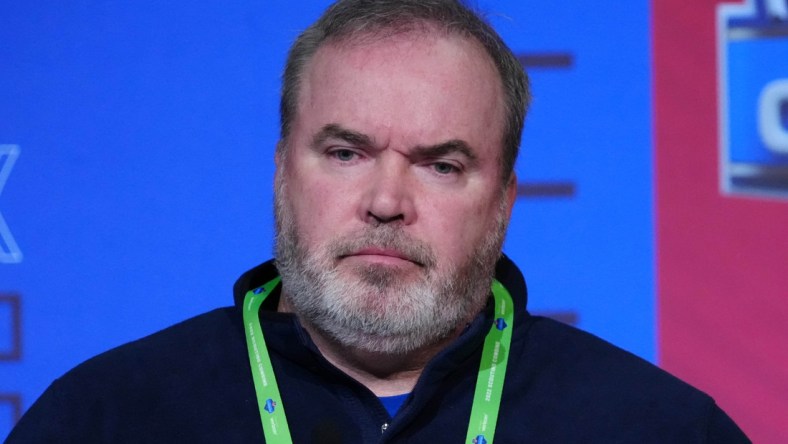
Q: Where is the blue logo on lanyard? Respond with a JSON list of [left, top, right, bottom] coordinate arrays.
[[495, 318, 508, 331], [473, 435, 487, 444], [253, 286, 265, 295], [264, 398, 277, 414]]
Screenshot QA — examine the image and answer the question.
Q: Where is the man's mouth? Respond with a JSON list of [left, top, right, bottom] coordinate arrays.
[[341, 248, 425, 267]]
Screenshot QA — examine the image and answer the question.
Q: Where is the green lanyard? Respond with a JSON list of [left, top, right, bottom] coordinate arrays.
[[243, 277, 514, 444]]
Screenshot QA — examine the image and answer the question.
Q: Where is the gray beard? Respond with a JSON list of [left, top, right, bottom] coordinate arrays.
[[273, 174, 508, 355]]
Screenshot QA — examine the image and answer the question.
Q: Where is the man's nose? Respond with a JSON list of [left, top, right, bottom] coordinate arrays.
[[360, 161, 415, 226]]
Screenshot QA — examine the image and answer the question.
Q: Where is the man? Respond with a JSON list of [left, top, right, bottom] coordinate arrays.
[[7, 0, 749, 442]]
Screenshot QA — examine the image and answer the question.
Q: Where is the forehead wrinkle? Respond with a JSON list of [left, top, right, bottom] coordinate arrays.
[[300, 32, 506, 174]]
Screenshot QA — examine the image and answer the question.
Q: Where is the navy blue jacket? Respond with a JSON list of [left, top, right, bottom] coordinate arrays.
[[6, 256, 749, 443]]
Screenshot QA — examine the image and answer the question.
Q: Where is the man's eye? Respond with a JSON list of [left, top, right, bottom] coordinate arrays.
[[331, 149, 357, 162], [432, 162, 459, 175]]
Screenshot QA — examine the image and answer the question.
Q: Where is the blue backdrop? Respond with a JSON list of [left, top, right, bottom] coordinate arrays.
[[0, 1, 653, 437]]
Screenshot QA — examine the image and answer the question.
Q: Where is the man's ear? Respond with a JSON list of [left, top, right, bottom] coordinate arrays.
[[505, 172, 517, 219]]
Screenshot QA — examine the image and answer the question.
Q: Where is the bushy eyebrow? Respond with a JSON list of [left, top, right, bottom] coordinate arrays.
[[311, 124, 373, 149], [411, 140, 478, 167]]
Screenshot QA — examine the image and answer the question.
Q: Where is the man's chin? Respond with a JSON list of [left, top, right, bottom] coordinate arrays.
[[343, 261, 424, 289]]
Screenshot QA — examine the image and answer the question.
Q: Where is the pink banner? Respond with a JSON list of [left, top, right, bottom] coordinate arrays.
[[654, 0, 788, 442]]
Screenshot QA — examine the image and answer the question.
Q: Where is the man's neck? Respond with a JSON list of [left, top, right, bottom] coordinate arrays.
[[277, 294, 466, 396]]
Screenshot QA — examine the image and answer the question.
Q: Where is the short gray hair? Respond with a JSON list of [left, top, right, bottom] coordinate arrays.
[[279, 0, 530, 182]]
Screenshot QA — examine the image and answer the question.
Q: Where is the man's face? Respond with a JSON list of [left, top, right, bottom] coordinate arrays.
[[275, 32, 517, 354]]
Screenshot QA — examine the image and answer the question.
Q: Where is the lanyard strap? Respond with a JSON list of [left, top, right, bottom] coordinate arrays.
[[464, 279, 514, 444], [242, 276, 293, 443], [243, 277, 514, 444]]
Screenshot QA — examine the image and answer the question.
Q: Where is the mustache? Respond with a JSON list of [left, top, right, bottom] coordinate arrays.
[[328, 226, 437, 269]]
